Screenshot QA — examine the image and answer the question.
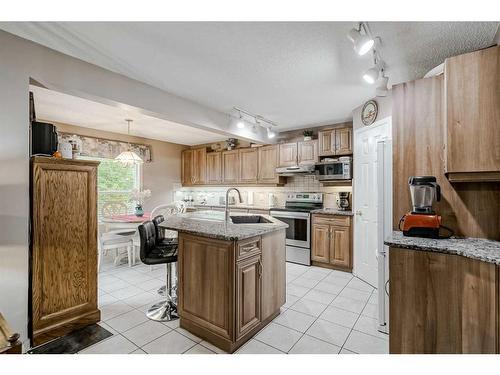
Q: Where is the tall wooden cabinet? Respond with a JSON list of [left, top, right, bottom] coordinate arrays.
[[311, 214, 352, 271], [30, 157, 100, 346]]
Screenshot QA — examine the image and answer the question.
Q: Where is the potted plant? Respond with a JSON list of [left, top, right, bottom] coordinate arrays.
[[303, 130, 313, 141], [130, 189, 151, 217]]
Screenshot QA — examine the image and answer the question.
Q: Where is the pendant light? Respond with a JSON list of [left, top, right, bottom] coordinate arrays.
[[115, 119, 143, 165]]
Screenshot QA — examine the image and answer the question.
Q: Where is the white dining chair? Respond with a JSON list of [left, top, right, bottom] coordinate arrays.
[[150, 201, 186, 240], [97, 225, 136, 271]]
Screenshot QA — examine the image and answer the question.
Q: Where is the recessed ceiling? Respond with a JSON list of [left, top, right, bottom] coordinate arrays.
[[30, 85, 226, 145], [4, 22, 499, 130]]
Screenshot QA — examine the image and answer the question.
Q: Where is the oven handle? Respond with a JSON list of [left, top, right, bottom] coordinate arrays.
[[270, 211, 310, 219]]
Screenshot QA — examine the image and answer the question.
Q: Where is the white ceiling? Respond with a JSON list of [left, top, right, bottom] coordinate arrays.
[[31, 85, 226, 145], [3, 22, 499, 130]]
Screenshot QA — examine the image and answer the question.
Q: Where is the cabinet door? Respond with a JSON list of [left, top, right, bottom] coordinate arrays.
[[298, 140, 318, 165], [222, 150, 240, 184], [258, 145, 279, 183], [181, 149, 193, 186], [445, 45, 500, 175], [239, 148, 259, 183], [279, 142, 298, 167], [311, 224, 330, 263], [192, 148, 206, 185], [206, 152, 222, 184], [330, 226, 351, 269], [318, 130, 335, 156], [335, 128, 352, 155], [236, 255, 262, 339]]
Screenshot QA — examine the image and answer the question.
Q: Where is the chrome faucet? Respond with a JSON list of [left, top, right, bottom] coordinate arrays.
[[225, 188, 242, 222]]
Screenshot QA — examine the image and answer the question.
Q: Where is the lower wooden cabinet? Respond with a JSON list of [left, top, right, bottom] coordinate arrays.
[[235, 255, 262, 339], [311, 214, 352, 271]]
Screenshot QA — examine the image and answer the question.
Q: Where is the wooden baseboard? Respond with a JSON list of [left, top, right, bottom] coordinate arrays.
[[32, 309, 100, 347], [311, 261, 352, 272], [180, 309, 280, 353]]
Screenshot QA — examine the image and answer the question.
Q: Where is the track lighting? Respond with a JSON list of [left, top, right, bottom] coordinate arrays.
[[236, 111, 245, 129], [347, 23, 374, 56], [233, 106, 278, 138], [376, 75, 389, 97], [267, 128, 276, 139], [363, 66, 380, 84]]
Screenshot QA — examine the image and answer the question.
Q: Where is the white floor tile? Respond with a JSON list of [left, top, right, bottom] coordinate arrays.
[[109, 285, 145, 300], [98, 293, 119, 307], [184, 344, 215, 354], [361, 303, 378, 319], [121, 291, 159, 308], [273, 309, 316, 333], [305, 319, 351, 347], [353, 315, 389, 341], [319, 306, 359, 329], [97, 321, 118, 335], [313, 280, 344, 295], [339, 348, 357, 354], [122, 320, 171, 347], [255, 322, 302, 353], [131, 349, 147, 354], [289, 335, 341, 354], [291, 276, 320, 289], [286, 283, 310, 298], [199, 340, 228, 354], [283, 294, 301, 309], [343, 330, 389, 354], [301, 270, 329, 282], [368, 291, 379, 305], [236, 339, 284, 354], [137, 278, 164, 292], [98, 279, 130, 293], [309, 266, 332, 274], [142, 331, 196, 354], [162, 319, 181, 330], [329, 270, 353, 280], [302, 290, 337, 305], [289, 299, 328, 318], [346, 278, 375, 292], [175, 327, 203, 343], [330, 296, 366, 314], [338, 287, 372, 303], [80, 335, 138, 354], [100, 301, 135, 321], [323, 275, 351, 287], [105, 309, 149, 332]]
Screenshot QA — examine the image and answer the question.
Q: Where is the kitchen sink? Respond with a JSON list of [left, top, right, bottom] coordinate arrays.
[[230, 215, 272, 224]]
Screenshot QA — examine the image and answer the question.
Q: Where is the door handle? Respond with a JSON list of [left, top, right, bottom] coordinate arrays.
[[355, 210, 362, 216]]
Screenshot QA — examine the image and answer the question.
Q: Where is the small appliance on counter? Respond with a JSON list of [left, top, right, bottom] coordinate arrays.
[[30, 121, 58, 156], [336, 192, 351, 210], [399, 176, 453, 239]]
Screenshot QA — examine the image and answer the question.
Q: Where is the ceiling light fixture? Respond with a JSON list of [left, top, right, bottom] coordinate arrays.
[[267, 127, 276, 139], [363, 51, 384, 85], [236, 111, 245, 129], [347, 22, 374, 56], [233, 107, 279, 138], [376, 74, 389, 97], [115, 119, 143, 165]]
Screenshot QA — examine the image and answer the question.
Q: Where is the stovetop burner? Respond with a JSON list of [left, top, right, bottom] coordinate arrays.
[[271, 192, 323, 213]]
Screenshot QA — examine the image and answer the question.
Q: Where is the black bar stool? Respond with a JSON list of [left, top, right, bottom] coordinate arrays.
[[138, 221, 179, 322], [152, 215, 178, 299]]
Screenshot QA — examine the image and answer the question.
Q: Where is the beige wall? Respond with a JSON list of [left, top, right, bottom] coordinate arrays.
[[54, 122, 186, 211]]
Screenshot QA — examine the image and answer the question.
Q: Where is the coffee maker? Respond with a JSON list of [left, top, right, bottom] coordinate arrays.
[[400, 176, 443, 238], [336, 192, 351, 211]]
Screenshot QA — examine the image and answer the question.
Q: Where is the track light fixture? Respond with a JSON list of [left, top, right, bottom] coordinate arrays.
[[347, 22, 374, 56], [376, 74, 389, 97], [233, 106, 278, 139], [236, 111, 245, 129], [267, 127, 276, 139]]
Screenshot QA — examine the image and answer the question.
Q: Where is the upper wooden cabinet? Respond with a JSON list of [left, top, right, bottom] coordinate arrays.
[[222, 150, 240, 184], [206, 152, 222, 184], [279, 142, 298, 167], [258, 145, 280, 184], [31, 157, 100, 346], [192, 147, 206, 185], [239, 148, 259, 183], [445, 45, 500, 181], [298, 140, 318, 165], [181, 149, 193, 186], [318, 128, 352, 156]]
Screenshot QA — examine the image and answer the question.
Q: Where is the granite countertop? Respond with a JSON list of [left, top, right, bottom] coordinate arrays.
[[193, 204, 273, 211], [385, 231, 500, 265], [311, 208, 354, 216], [159, 211, 288, 241]]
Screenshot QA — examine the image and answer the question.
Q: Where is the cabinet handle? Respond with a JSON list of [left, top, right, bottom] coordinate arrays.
[[241, 245, 259, 253], [258, 260, 263, 279]]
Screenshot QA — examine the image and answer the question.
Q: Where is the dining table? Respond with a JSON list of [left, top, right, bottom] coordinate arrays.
[[101, 213, 152, 233]]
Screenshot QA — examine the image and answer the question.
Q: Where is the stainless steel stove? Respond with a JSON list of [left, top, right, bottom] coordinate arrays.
[[270, 193, 323, 266]]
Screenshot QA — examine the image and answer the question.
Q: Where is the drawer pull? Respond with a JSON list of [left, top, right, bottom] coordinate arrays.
[[240, 245, 259, 253]]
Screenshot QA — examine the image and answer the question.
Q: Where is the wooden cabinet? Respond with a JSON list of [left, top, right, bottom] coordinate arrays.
[[31, 157, 100, 346], [258, 145, 281, 184], [298, 140, 318, 165], [311, 214, 352, 271], [192, 147, 206, 185], [235, 255, 262, 339], [239, 148, 258, 183], [206, 152, 222, 184], [222, 150, 239, 184], [318, 128, 352, 156], [279, 142, 298, 167], [181, 149, 193, 186], [445, 45, 500, 181]]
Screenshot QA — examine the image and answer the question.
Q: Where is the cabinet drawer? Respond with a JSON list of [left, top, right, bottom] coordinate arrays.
[[237, 237, 261, 261], [313, 214, 351, 227]]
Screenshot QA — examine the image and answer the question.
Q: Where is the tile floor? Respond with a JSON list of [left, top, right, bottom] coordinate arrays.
[[79, 255, 388, 354]]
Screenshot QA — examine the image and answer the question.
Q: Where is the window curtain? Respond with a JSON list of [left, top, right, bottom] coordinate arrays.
[[58, 132, 152, 162]]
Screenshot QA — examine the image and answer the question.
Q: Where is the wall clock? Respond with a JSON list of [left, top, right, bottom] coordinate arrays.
[[361, 100, 378, 126]]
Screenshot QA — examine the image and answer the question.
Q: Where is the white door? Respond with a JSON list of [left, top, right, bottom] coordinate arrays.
[[353, 118, 392, 287]]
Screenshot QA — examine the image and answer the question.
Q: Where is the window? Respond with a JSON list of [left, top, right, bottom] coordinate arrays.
[[82, 157, 142, 220]]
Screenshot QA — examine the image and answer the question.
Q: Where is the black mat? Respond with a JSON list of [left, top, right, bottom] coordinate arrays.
[[28, 324, 113, 354]]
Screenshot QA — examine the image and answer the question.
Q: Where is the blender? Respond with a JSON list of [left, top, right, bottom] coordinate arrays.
[[400, 176, 446, 238]]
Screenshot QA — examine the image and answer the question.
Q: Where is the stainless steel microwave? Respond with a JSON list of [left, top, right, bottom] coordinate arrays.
[[315, 158, 352, 180]]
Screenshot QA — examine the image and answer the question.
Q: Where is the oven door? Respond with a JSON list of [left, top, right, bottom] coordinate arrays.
[[269, 211, 310, 248]]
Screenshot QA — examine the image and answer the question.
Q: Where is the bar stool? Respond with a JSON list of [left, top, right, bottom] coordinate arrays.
[[138, 221, 179, 322], [152, 215, 178, 298]]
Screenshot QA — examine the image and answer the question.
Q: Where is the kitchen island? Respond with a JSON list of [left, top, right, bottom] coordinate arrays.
[[159, 211, 287, 353], [385, 231, 500, 354]]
